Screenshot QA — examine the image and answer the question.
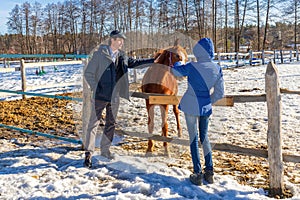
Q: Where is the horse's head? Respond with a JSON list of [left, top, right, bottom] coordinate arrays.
[[154, 40, 188, 67]]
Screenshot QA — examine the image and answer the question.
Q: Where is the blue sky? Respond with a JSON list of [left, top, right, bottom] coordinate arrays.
[[0, 0, 62, 34]]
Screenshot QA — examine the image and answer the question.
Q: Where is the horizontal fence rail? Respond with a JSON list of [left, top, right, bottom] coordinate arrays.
[[0, 60, 83, 73], [0, 54, 89, 59], [0, 89, 82, 102], [115, 129, 300, 163], [211, 49, 300, 67], [0, 124, 82, 144]]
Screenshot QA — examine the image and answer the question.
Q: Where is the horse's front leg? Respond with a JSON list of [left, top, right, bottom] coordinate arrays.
[[146, 100, 155, 156], [160, 104, 169, 157], [173, 105, 182, 137]]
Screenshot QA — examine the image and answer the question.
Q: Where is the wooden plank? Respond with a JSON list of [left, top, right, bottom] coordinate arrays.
[[115, 129, 300, 163], [24, 60, 83, 68], [131, 91, 151, 99], [149, 95, 181, 105], [131, 92, 266, 106], [0, 68, 18, 72], [26, 82, 81, 91], [0, 61, 82, 72], [214, 96, 234, 106], [116, 129, 189, 146], [232, 94, 266, 103], [131, 91, 171, 99], [280, 88, 300, 95], [149, 95, 234, 106]]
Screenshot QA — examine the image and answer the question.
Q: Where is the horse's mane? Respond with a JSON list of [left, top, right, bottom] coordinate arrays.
[[154, 43, 187, 65]]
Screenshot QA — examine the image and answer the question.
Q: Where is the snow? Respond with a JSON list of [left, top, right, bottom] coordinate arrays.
[[0, 140, 274, 199], [0, 61, 300, 199]]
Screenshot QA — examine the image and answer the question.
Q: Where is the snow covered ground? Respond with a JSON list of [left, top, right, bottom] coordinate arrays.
[[0, 61, 299, 199]]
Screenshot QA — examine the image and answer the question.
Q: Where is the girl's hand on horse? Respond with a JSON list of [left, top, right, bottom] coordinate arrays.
[[173, 61, 184, 67]]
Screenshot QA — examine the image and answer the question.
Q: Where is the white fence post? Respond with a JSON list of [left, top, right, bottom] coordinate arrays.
[[249, 50, 253, 65], [273, 50, 276, 64], [20, 59, 27, 99], [82, 58, 90, 149], [265, 61, 284, 197]]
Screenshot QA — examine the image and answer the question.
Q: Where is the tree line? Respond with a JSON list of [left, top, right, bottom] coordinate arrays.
[[0, 0, 299, 56]]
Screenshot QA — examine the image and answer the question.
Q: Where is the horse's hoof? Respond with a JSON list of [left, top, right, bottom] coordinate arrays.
[[178, 129, 182, 138], [145, 151, 153, 157], [164, 150, 170, 158]]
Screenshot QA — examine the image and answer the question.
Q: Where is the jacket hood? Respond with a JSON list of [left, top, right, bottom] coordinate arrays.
[[193, 38, 215, 61]]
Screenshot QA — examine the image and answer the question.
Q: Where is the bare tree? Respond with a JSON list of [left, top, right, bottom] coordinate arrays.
[[234, 0, 240, 52], [256, 0, 261, 50], [63, 0, 81, 53], [30, 2, 43, 54], [262, 0, 270, 50], [224, 0, 228, 52], [179, 0, 189, 32], [7, 4, 24, 53], [239, 0, 248, 47], [44, 3, 60, 54], [193, 0, 203, 38], [293, 0, 300, 50], [2, 0, 300, 54], [22, 2, 32, 54], [212, 0, 217, 49]]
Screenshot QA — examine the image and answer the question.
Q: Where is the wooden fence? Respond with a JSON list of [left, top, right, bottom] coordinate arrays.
[[82, 60, 300, 196], [0, 59, 85, 99], [115, 62, 299, 197], [214, 50, 300, 67], [0, 57, 299, 197]]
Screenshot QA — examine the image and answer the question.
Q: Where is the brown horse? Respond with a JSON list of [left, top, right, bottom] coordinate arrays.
[[141, 42, 188, 156]]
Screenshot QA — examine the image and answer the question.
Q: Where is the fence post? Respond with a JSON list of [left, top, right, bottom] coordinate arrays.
[[236, 52, 239, 67], [82, 58, 90, 149], [262, 50, 265, 65], [217, 52, 221, 66], [296, 49, 299, 61], [20, 59, 27, 99], [280, 50, 284, 64], [265, 61, 283, 197], [249, 50, 253, 66], [290, 50, 293, 62]]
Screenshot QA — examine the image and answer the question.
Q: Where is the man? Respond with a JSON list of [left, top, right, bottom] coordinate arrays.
[[83, 30, 154, 168]]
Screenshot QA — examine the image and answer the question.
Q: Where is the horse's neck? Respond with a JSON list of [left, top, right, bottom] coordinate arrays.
[[159, 60, 172, 68]]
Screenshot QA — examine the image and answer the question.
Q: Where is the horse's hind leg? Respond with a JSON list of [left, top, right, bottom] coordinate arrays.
[[146, 100, 155, 155], [160, 104, 170, 157], [173, 105, 182, 137]]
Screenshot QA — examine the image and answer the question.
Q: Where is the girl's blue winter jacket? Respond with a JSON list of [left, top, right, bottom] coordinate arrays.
[[172, 38, 224, 116]]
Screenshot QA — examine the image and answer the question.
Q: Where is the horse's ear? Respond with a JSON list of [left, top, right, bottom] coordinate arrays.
[[174, 39, 180, 46], [154, 52, 161, 60], [155, 50, 167, 64]]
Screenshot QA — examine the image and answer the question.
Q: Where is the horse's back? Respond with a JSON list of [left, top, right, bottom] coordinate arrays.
[[141, 65, 178, 95]]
